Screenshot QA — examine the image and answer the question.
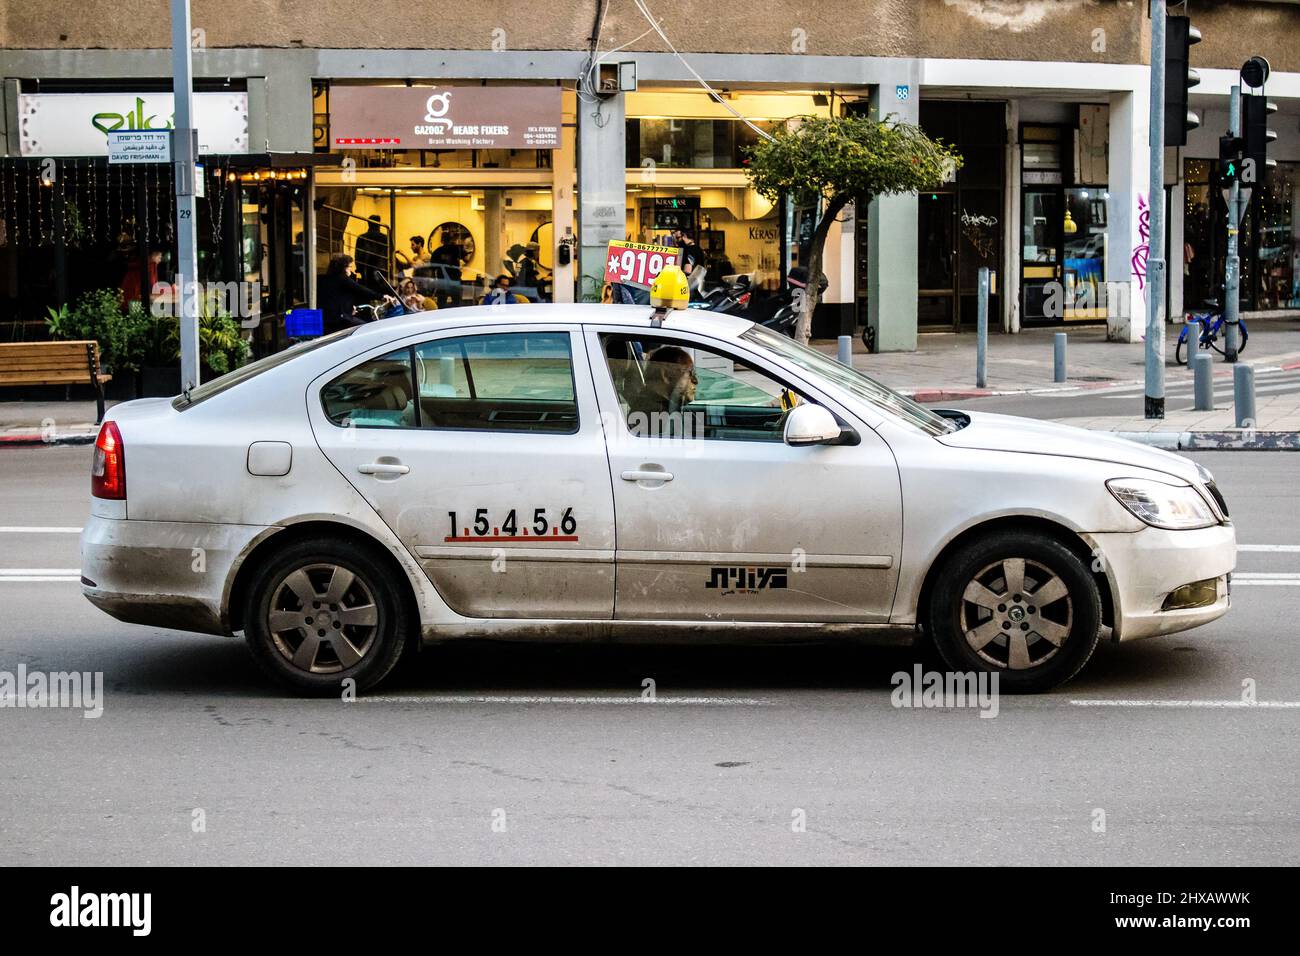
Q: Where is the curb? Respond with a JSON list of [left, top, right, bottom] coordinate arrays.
[[1109, 431, 1300, 451], [0, 432, 97, 448]]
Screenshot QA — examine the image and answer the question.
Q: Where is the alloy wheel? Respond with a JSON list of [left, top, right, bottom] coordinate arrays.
[[267, 563, 380, 674], [959, 557, 1073, 670]]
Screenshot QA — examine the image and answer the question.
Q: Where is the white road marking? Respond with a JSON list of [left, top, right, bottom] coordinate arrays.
[[0, 527, 83, 534], [0, 569, 80, 575], [357, 694, 774, 706], [1238, 545, 1300, 552], [1232, 572, 1300, 586], [1071, 699, 1300, 709]]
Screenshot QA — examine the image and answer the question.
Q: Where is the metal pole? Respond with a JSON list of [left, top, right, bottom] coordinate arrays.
[[976, 266, 989, 389], [1145, 0, 1167, 419], [1054, 332, 1067, 383], [837, 335, 853, 367], [1192, 351, 1214, 410], [1224, 85, 1241, 363], [1233, 363, 1255, 427], [171, 0, 200, 391]]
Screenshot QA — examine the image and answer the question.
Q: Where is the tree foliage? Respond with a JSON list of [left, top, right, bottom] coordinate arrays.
[[746, 115, 963, 342]]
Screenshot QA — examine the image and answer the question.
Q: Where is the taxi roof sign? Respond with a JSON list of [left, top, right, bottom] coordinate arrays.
[[649, 264, 689, 312]]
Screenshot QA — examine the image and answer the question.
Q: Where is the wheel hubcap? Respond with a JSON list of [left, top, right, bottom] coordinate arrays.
[[267, 563, 379, 674], [959, 557, 1073, 670]]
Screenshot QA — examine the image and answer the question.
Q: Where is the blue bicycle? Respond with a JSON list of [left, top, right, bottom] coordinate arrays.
[[1175, 300, 1248, 366]]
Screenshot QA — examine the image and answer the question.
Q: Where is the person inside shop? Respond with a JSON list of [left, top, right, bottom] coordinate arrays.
[[483, 274, 518, 305], [673, 229, 705, 275], [120, 244, 166, 308], [407, 235, 430, 268], [355, 215, 391, 285], [397, 276, 436, 313], [318, 254, 395, 332], [429, 232, 467, 307], [624, 345, 697, 436]]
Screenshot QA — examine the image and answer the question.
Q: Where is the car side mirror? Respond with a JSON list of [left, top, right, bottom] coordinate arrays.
[[783, 404, 843, 446]]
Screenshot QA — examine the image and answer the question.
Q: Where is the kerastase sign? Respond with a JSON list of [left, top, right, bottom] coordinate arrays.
[[329, 86, 561, 150], [18, 92, 249, 157]]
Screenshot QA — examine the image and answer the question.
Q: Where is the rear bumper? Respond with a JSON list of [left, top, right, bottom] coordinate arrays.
[[80, 515, 274, 636], [1089, 523, 1236, 642]]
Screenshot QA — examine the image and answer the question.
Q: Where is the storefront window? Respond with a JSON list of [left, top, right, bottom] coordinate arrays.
[[1185, 158, 1298, 312], [317, 186, 555, 305], [627, 119, 775, 169], [624, 187, 781, 286]]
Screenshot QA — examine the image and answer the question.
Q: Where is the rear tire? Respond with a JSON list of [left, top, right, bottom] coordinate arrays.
[[243, 537, 411, 696], [926, 531, 1101, 693]]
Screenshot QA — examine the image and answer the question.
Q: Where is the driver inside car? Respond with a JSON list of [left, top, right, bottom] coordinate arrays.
[[625, 346, 698, 436]]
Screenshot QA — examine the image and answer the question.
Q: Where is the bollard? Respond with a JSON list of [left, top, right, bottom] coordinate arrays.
[[1233, 364, 1256, 428], [1192, 351, 1214, 411], [1054, 332, 1067, 383], [837, 335, 853, 367], [976, 267, 989, 389]]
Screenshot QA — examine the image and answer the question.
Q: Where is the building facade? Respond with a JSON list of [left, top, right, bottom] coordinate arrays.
[[1, 0, 1298, 352]]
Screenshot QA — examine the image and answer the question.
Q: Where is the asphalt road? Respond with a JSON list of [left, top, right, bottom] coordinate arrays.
[[0, 445, 1297, 865]]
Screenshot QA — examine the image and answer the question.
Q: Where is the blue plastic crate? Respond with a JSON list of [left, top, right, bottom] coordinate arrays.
[[285, 308, 323, 338]]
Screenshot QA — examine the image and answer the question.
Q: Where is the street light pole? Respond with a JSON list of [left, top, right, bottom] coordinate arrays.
[[1224, 85, 1241, 363], [170, 0, 200, 391], [1145, 0, 1167, 419]]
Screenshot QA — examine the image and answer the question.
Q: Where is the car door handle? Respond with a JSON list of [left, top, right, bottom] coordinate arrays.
[[358, 462, 410, 476], [621, 469, 674, 482]]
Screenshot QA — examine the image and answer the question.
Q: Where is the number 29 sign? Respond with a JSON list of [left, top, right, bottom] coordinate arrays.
[[603, 240, 680, 291]]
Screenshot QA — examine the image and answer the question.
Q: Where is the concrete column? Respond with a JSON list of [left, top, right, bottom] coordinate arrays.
[[867, 84, 919, 352], [1106, 87, 1150, 343], [1003, 98, 1021, 333], [483, 190, 503, 288], [551, 99, 578, 303], [578, 93, 626, 302]]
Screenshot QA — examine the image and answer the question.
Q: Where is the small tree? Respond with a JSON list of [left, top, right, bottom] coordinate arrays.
[[746, 114, 962, 343]]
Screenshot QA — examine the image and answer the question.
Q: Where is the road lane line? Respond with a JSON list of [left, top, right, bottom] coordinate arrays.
[[357, 694, 774, 706], [1238, 545, 1300, 552], [1071, 700, 1300, 708], [0, 527, 82, 534]]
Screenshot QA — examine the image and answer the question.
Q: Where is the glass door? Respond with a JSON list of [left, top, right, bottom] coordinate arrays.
[[1021, 189, 1062, 324], [918, 191, 956, 328]]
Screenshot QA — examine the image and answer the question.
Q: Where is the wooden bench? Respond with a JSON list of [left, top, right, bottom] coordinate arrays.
[[0, 340, 112, 424]]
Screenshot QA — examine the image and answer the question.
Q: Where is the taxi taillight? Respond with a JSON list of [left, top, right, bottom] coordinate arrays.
[[91, 421, 126, 500]]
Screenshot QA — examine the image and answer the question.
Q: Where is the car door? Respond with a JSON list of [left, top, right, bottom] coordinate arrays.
[[586, 326, 902, 623], [309, 326, 615, 620]]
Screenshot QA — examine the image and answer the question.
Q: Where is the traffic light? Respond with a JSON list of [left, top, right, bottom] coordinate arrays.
[[1217, 134, 1242, 189], [1241, 92, 1277, 185], [1163, 15, 1202, 146]]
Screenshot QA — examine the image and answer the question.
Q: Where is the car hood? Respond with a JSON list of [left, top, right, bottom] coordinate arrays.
[[936, 411, 1200, 483]]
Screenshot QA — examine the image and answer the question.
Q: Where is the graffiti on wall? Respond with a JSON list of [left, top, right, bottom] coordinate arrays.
[[1130, 193, 1149, 297]]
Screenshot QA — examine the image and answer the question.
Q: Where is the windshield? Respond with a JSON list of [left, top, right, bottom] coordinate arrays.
[[172, 328, 355, 410], [741, 325, 955, 436]]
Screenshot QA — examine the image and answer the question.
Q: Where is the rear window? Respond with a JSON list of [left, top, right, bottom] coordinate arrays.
[[172, 328, 354, 410]]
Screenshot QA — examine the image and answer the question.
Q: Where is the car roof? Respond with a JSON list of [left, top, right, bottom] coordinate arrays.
[[348, 303, 755, 343]]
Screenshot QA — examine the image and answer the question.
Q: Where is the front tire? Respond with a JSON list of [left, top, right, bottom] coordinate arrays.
[[926, 531, 1101, 693], [243, 537, 410, 696]]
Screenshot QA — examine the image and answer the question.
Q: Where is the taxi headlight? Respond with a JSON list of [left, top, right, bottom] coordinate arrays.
[[1107, 478, 1217, 530]]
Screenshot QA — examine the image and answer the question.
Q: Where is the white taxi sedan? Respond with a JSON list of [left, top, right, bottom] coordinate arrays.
[[81, 304, 1235, 694]]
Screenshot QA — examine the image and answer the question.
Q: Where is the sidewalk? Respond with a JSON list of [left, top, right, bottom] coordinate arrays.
[[814, 317, 1300, 450], [812, 317, 1300, 400]]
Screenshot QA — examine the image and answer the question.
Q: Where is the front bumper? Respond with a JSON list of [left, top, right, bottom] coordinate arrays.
[[1089, 522, 1236, 641], [80, 515, 274, 636]]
